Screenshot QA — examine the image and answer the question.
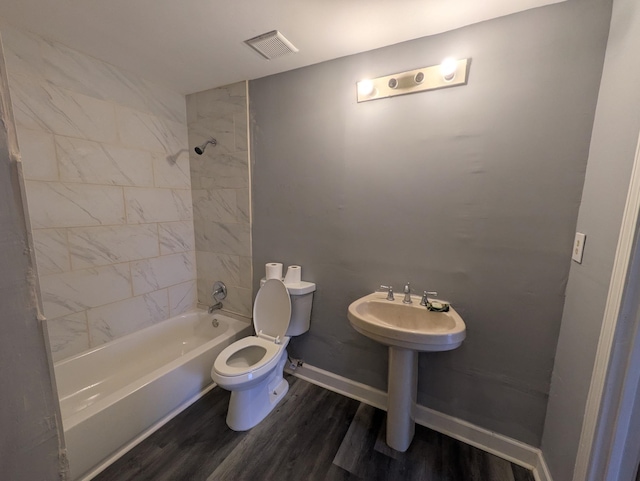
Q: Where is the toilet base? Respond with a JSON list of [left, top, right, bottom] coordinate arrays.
[[225, 352, 289, 431]]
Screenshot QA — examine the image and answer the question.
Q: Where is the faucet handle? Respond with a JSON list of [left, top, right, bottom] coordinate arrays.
[[420, 291, 438, 306], [211, 281, 227, 301], [379, 285, 394, 301]]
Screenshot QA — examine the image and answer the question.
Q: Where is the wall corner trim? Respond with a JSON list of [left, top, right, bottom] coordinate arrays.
[[573, 130, 640, 481], [287, 363, 553, 481]]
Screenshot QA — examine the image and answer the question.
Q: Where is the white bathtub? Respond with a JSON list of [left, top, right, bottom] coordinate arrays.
[[54, 310, 252, 481]]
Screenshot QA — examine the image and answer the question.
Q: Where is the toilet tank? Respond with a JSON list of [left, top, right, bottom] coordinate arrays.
[[286, 282, 316, 336], [260, 279, 316, 336]]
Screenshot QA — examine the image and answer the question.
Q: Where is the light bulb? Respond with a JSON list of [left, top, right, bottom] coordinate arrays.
[[357, 79, 375, 97], [440, 57, 458, 81]]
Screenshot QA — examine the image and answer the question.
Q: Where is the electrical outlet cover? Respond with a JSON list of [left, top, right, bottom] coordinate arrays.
[[572, 232, 586, 263]]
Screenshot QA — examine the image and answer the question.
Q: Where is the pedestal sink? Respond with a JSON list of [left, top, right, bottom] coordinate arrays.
[[347, 292, 466, 452]]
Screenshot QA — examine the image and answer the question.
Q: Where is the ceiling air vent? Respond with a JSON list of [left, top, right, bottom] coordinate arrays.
[[244, 30, 299, 60]]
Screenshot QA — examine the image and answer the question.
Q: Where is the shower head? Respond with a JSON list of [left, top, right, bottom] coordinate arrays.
[[194, 138, 217, 155]]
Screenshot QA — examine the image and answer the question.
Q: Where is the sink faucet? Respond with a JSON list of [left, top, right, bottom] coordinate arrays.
[[403, 282, 412, 304]]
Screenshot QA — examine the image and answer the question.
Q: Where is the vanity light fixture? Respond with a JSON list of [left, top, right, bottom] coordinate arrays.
[[356, 58, 470, 103]]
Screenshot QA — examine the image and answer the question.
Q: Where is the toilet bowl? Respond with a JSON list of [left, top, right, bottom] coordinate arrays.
[[211, 277, 316, 431]]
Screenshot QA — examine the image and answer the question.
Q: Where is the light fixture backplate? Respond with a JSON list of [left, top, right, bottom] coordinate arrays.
[[356, 58, 470, 103]]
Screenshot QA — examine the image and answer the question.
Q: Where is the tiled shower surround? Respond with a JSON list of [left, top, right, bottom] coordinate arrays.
[[186, 83, 252, 318], [2, 25, 197, 361]]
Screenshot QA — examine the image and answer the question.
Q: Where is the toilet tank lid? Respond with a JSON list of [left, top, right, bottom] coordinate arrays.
[[260, 278, 316, 295]]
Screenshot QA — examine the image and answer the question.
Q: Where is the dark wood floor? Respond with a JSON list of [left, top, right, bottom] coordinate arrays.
[[94, 376, 535, 481]]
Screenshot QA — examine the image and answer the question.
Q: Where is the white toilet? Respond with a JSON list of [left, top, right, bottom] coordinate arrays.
[[211, 277, 316, 431]]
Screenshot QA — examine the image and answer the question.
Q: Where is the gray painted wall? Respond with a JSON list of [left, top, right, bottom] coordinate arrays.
[[541, 0, 640, 478], [250, 0, 611, 446], [0, 35, 64, 480]]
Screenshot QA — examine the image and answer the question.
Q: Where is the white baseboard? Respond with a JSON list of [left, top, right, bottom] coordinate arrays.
[[287, 362, 387, 410], [533, 453, 554, 481], [287, 363, 553, 481]]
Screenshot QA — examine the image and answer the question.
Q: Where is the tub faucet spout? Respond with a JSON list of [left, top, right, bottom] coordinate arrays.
[[208, 301, 223, 314]]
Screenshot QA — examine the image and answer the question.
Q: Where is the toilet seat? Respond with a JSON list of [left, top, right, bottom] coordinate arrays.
[[211, 279, 292, 389], [213, 335, 288, 378]]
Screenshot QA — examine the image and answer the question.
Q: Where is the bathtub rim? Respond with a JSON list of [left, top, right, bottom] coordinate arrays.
[[57, 310, 251, 431]]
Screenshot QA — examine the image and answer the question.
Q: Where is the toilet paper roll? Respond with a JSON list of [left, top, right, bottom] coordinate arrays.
[[284, 265, 302, 284], [265, 262, 283, 280]]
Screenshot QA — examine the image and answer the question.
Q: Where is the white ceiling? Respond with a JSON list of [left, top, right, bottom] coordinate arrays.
[[0, 0, 563, 95]]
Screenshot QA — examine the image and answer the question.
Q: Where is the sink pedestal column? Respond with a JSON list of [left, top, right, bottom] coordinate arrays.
[[386, 346, 418, 452]]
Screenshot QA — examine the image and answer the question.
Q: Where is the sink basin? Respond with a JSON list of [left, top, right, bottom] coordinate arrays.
[[347, 292, 466, 351]]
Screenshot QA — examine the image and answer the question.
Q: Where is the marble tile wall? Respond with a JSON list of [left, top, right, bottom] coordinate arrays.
[[1, 25, 197, 361], [186, 83, 252, 318]]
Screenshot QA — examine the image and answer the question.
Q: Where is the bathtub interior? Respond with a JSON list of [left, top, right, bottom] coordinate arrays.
[[55, 311, 239, 419]]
